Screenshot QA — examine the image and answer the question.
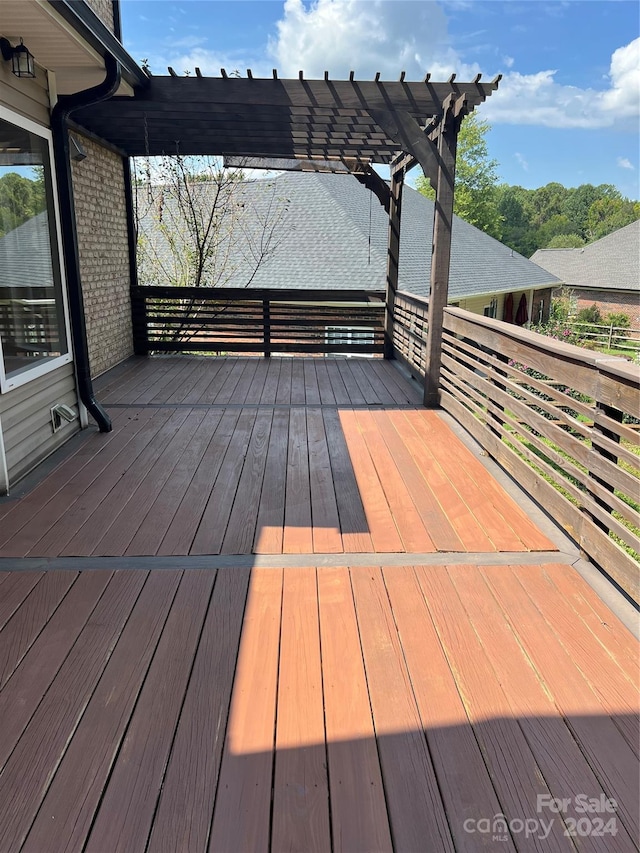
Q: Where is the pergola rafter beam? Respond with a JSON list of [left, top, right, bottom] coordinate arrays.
[[71, 72, 500, 408]]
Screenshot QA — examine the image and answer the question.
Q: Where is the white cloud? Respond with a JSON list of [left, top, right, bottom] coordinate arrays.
[[483, 37, 640, 129], [267, 0, 478, 80], [514, 152, 528, 171], [141, 2, 638, 138], [617, 157, 635, 170]]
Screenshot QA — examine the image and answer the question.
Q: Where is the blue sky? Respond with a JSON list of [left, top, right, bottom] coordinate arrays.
[[119, 1, 640, 197]]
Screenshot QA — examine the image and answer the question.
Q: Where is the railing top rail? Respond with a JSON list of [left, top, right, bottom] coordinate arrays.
[[133, 285, 386, 303], [396, 290, 430, 309], [444, 306, 639, 386]]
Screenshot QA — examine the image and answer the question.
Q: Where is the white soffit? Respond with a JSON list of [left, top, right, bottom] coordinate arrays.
[[1, 0, 133, 95]]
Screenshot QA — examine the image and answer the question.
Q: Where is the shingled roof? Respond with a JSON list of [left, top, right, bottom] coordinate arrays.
[[137, 172, 559, 299], [531, 220, 639, 293]]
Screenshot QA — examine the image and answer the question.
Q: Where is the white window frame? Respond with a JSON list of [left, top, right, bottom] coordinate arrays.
[[0, 105, 73, 393]]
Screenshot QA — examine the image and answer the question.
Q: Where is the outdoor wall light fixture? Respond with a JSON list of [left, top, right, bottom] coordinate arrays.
[[0, 37, 36, 78], [70, 136, 87, 162]]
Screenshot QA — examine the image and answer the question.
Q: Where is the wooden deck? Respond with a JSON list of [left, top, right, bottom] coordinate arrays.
[[0, 562, 637, 852], [0, 356, 637, 852], [0, 357, 556, 558]]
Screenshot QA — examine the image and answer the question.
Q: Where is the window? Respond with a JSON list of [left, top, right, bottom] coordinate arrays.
[[483, 298, 498, 319], [0, 108, 70, 391]]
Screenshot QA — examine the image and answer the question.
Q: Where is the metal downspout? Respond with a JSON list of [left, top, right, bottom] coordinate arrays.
[[50, 55, 121, 432]]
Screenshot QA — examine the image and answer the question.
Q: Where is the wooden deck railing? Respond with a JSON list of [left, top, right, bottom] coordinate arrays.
[[391, 291, 429, 376], [390, 294, 640, 601], [131, 286, 385, 357]]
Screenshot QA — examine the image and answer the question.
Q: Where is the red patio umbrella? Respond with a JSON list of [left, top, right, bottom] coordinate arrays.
[[515, 293, 529, 326], [503, 292, 514, 323]]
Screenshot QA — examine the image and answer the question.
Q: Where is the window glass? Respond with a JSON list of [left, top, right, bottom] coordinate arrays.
[[0, 116, 68, 383]]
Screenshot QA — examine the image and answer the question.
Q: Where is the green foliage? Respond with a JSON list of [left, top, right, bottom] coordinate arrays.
[[587, 197, 640, 240], [606, 311, 630, 329], [416, 113, 501, 239], [576, 303, 602, 325], [414, 116, 639, 254], [532, 287, 578, 343], [0, 169, 46, 236], [496, 180, 638, 256], [545, 233, 584, 248]]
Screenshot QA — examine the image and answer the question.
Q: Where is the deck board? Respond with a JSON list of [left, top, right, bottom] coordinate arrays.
[[0, 358, 559, 558], [208, 568, 283, 853], [417, 565, 573, 851], [0, 570, 77, 689], [0, 561, 636, 852], [0, 570, 113, 769], [351, 566, 454, 851], [146, 567, 250, 853], [318, 566, 393, 853], [0, 571, 146, 853], [448, 563, 637, 852], [482, 564, 640, 841], [22, 570, 181, 853], [84, 571, 215, 853], [272, 568, 331, 853], [383, 566, 511, 852]]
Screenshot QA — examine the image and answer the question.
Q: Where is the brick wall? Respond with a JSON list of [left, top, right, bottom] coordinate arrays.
[[552, 287, 640, 327], [83, 0, 115, 32], [71, 135, 134, 377]]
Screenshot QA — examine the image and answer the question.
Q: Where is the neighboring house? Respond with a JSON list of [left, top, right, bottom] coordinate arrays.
[[138, 171, 560, 323], [531, 220, 640, 325], [0, 0, 145, 492]]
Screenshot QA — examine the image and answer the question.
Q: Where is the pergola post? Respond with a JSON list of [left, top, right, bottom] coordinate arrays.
[[384, 165, 405, 359], [423, 116, 458, 408]]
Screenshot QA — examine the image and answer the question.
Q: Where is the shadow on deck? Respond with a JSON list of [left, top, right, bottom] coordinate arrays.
[[0, 563, 637, 852], [0, 357, 558, 560], [0, 357, 637, 852]]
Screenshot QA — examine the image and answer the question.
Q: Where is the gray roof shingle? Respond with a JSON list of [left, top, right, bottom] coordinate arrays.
[[530, 220, 639, 293], [138, 172, 560, 298]]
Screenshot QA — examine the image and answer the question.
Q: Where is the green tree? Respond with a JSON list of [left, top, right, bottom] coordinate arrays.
[[545, 233, 585, 248], [529, 182, 569, 228], [587, 197, 640, 240], [0, 170, 46, 236], [416, 113, 502, 238], [564, 183, 620, 238], [496, 184, 538, 256]]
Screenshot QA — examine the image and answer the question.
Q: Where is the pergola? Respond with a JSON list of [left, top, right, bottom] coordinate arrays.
[[73, 70, 500, 405]]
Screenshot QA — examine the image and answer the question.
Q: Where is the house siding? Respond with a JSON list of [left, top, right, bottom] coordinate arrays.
[[0, 58, 82, 494], [71, 135, 134, 376], [0, 363, 78, 490], [0, 55, 50, 125]]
